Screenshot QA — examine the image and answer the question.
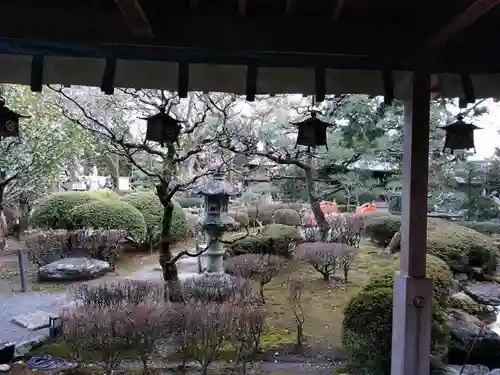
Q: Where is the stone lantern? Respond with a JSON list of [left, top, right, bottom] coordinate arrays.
[[193, 165, 238, 273]]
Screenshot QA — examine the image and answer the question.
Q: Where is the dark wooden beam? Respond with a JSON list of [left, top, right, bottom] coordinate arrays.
[[0, 36, 415, 71], [285, 0, 296, 16], [190, 0, 199, 11], [238, 0, 247, 16], [114, 0, 154, 38], [5, 35, 500, 74], [0, 4, 417, 57], [425, 0, 500, 49], [332, 0, 346, 20]]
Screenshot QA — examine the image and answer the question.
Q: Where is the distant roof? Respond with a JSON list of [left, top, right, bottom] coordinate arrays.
[[350, 160, 398, 172]]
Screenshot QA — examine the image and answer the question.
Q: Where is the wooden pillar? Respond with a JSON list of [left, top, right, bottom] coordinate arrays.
[[390, 67, 433, 375]]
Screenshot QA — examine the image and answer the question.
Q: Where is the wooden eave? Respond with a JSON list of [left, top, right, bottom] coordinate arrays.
[[0, 0, 499, 97]]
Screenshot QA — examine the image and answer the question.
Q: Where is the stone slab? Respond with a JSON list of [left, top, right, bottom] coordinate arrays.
[[0, 292, 67, 348], [12, 310, 59, 330]]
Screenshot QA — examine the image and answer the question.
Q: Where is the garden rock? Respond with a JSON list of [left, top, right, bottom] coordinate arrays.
[[0, 364, 10, 373], [488, 370, 500, 375], [451, 292, 494, 318], [444, 364, 489, 375], [455, 273, 469, 282], [450, 279, 462, 294], [38, 257, 111, 281], [465, 282, 500, 306], [447, 310, 500, 368]]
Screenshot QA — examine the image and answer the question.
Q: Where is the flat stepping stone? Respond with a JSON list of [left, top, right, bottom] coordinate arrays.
[[12, 311, 59, 331]]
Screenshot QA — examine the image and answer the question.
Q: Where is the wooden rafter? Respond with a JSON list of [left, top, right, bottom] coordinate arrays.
[[425, 0, 500, 49], [285, 0, 296, 16], [114, 0, 154, 38], [189, 0, 199, 11], [332, 0, 346, 20], [238, 0, 247, 16]]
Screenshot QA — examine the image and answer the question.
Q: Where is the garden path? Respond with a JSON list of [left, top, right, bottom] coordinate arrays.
[[0, 239, 198, 352]]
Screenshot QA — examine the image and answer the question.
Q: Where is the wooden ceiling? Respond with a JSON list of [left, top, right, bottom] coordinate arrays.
[[0, 0, 497, 74], [0, 0, 497, 59]]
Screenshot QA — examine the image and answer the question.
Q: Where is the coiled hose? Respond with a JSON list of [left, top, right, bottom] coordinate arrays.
[[26, 354, 70, 371]]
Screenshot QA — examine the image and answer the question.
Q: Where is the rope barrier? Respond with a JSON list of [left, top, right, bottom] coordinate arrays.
[[26, 354, 70, 371]]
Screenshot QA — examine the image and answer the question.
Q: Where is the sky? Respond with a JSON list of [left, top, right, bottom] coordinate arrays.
[[465, 99, 500, 160]]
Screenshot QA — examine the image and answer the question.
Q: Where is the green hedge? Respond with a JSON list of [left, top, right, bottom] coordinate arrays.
[[457, 220, 500, 235], [85, 189, 121, 201], [67, 200, 147, 242], [364, 215, 499, 275], [273, 208, 300, 226], [363, 214, 401, 246], [30, 191, 100, 229], [426, 218, 499, 275], [246, 203, 303, 226], [342, 255, 452, 375], [122, 191, 188, 244], [233, 211, 249, 228], [226, 224, 302, 258]]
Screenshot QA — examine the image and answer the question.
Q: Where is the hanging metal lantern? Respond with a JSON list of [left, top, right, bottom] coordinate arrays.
[[0, 97, 29, 139], [291, 111, 331, 151], [140, 106, 183, 146], [441, 114, 481, 154]]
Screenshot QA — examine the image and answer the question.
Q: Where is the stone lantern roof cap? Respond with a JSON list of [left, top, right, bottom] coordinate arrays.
[[193, 164, 239, 196]]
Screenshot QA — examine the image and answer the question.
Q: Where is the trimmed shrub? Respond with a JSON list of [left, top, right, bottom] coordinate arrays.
[[364, 215, 499, 275], [358, 192, 377, 204], [246, 206, 273, 226], [246, 203, 302, 226], [233, 211, 250, 229], [226, 224, 302, 258], [363, 213, 401, 246], [68, 200, 147, 242], [260, 224, 303, 257], [175, 196, 204, 208], [30, 191, 99, 229], [122, 191, 188, 244], [457, 221, 500, 236], [426, 218, 499, 275], [86, 189, 121, 201], [226, 235, 266, 257], [342, 255, 452, 375], [273, 208, 300, 226]]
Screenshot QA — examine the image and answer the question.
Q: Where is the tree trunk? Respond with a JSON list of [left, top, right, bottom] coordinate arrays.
[[157, 184, 183, 302], [304, 154, 329, 241], [296, 324, 303, 350], [0, 183, 4, 209]]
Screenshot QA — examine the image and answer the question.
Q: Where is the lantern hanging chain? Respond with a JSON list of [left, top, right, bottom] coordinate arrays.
[[159, 92, 168, 113], [445, 98, 488, 124]]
